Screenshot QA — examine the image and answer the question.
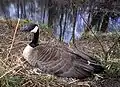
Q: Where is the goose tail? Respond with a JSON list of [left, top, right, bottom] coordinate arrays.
[[90, 63, 104, 74]]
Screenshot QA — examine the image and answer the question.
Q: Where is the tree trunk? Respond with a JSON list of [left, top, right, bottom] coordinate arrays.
[[90, 12, 103, 30], [72, 5, 77, 44], [59, 6, 64, 41], [42, 0, 47, 23], [100, 13, 109, 32], [85, 13, 91, 32], [23, 0, 26, 18], [17, 0, 20, 18], [20, 0, 23, 18], [48, 0, 56, 28], [63, 8, 68, 41]]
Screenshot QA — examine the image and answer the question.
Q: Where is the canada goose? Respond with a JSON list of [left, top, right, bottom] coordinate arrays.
[[22, 23, 104, 79]]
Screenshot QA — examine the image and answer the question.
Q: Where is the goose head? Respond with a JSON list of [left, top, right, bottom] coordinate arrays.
[[21, 23, 39, 33], [22, 23, 40, 47]]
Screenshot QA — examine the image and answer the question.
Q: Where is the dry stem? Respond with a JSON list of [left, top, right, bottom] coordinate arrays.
[[5, 18, 20, 61]]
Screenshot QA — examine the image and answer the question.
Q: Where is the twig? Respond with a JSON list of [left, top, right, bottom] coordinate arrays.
[[103, 20, 120, 62], [105, 36, 120, 61], [68, 79, 79, 84], [0, 64, 21, 79], [0, 58, 8, 68], [80, 15, 106, 54], [0, 60, 26, 79], [5, 18, 20, 61], [22, 80, 32, 87]]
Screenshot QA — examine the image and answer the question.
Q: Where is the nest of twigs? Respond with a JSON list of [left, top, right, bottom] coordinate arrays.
[[0, 19, 120, 87]]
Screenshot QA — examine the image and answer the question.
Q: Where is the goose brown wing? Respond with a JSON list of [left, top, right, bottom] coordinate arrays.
[[35, 44, 71, 74], [33, 43, 98, 79]]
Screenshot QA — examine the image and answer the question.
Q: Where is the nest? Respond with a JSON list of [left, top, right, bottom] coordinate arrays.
[[0, 20, 120, 87]]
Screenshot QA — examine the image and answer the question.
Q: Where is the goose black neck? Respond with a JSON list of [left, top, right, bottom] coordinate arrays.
[[29, 29, 39, 47]]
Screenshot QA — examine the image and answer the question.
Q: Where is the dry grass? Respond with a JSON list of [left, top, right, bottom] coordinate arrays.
[[0, 19, 120, 87]]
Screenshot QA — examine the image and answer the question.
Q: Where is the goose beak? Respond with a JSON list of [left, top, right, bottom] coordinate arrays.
[[20, 25, 31, 32], [20, 28, 30, 32]]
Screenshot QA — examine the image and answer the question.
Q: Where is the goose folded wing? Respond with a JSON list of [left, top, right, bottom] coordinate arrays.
[[34, 44, 96, 79]]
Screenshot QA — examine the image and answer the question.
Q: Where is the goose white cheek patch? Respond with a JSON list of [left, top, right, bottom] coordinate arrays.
[[31, 26, 38, 33]]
